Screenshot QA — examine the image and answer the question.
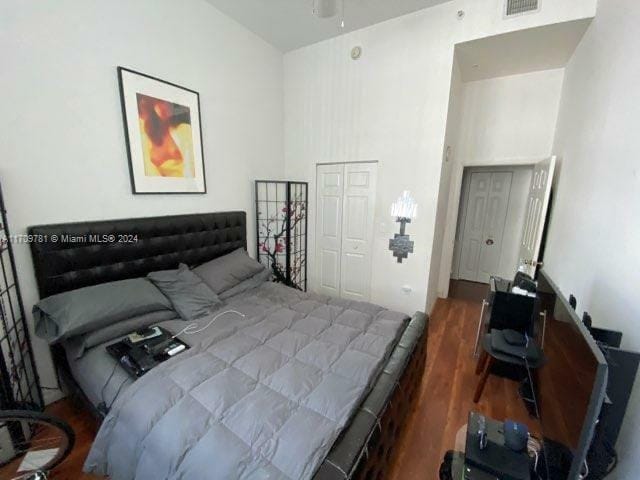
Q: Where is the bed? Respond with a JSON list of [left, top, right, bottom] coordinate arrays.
[[29, 211, 427, 480]]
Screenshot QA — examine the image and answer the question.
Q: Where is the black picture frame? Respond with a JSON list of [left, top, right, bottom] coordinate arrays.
[[117, 66, 207, 194]]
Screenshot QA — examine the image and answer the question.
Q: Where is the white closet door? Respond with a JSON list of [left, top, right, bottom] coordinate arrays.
[[458, 171, 512, 283], [340, 163, 377, 301], [316, 164, 344, 297], [477, 172, 512, 283], [458, 172, 491, 281], [518, 156, 556, 277]]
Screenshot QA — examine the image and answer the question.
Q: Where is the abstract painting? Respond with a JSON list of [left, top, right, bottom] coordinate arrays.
[[118, 67, 206, 193]]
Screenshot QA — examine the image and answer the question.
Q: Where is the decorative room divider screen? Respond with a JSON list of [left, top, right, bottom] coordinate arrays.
[[0, 183, 43, 411], [255, 181, 308, 291]]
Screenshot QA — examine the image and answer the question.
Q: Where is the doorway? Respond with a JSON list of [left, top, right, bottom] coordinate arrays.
[[452, 165, 533, 284], [315, 162, 378, 301]]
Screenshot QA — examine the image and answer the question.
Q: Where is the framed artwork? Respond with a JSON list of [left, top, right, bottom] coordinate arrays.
[[117, 67, 206, 194]]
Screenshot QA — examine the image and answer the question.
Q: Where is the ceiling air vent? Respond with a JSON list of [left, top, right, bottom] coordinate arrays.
[[505, 0, 540, 17]]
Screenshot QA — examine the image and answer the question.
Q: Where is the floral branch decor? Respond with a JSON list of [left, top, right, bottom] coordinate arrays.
[[256, 181, 308, 291]]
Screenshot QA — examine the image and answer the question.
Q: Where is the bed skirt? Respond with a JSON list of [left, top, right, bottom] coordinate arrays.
[[314, 311, 428, 479]]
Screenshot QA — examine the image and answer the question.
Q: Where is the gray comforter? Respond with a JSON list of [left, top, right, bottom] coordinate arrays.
[[85, 282, 409, 480]]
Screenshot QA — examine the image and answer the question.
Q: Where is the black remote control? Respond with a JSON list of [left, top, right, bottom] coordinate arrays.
[[129, 347, 156, 373]]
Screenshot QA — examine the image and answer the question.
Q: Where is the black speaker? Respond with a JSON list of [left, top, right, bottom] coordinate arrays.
[[569, 294, 577, 310]]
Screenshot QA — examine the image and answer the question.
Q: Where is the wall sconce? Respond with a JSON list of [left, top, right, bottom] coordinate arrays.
[[388, 191, 417, 263]]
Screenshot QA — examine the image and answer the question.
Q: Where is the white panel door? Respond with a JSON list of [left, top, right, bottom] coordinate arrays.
[[340, 163, 377, 301], [477, 172, 512, 283], [458, 172, 491, 281], [518, 156, 556, 277], [458, 171, 512, 283], [315, 164, 344, 297]]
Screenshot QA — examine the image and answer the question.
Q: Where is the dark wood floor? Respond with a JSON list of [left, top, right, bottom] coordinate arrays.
[[42, 285, 539, 479], [446, 278, 489, 304], [387, 286, 539, 479], [40, 399, 101, 480]]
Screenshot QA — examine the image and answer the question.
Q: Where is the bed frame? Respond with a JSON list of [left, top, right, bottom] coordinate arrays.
[[28, 211, 427, 479]]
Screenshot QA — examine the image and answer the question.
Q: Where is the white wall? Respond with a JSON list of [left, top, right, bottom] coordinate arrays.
[[543, 1, 640, 477], [0, 0, 284, 402], [426, 58, 464, 310], [436, 69, 565, 296], [284, 0, 596, 315], [453, 70, 564, 164], [284, 4, 456, 314], [451, 0, 597, 44]]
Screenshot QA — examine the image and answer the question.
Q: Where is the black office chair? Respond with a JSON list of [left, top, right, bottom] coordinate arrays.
[[473, 275, 540, 357], [474, 329, 544, 403]]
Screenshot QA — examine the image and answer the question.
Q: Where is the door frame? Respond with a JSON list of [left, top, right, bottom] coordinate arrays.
[[311, 160, 379, 295], [438, 157, 545, 298]]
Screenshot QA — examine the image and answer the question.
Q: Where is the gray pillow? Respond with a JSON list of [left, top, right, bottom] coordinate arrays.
[[193, 248, 265, 294], [33, 278, 172, 344], [147, 264, 222, 321], [219, 267, 271, 300], [64, 310, 179, 359]]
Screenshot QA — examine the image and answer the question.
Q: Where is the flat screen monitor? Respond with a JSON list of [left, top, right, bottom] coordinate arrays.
[[535, 270, 608, 479]]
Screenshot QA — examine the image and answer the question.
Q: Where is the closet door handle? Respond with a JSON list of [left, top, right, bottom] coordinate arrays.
[[485, 239, 494, 245]]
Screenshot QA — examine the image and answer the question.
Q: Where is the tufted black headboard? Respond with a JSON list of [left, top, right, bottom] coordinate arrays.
[[28, 211, 246, 298]]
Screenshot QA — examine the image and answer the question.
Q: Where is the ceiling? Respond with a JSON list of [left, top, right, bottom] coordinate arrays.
[[205, 0, 452, 52], [456, 19, 592, 82]]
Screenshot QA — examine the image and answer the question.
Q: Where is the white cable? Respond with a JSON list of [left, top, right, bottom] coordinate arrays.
[[579, 459, 589, 480], [104, 310, 246, 411], [171, 310, 246, 338]]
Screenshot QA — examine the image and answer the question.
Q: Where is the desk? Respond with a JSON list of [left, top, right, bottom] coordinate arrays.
[[440, 413, 531, 480], [448, 452, 504, 479]]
